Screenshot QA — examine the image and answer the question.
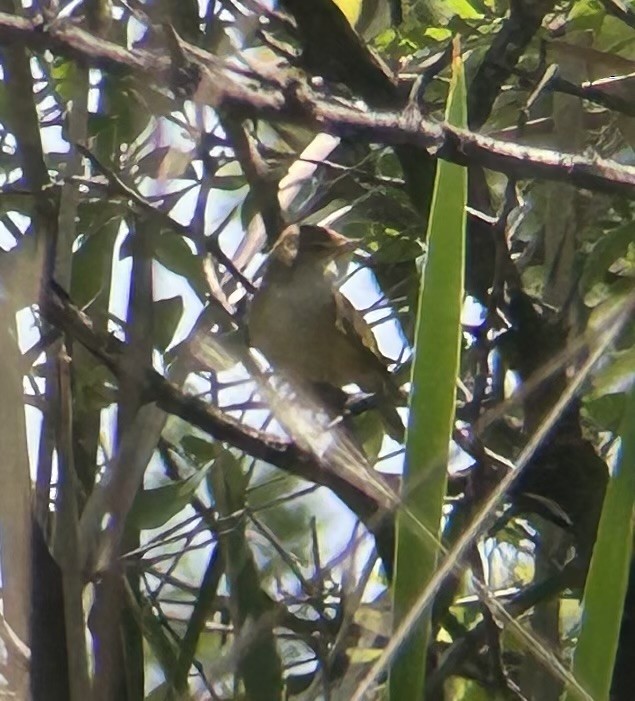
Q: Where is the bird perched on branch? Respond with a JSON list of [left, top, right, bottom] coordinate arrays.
[[248, 224, 405, 441]]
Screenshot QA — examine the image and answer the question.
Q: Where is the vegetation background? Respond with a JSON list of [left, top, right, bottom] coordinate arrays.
[[0, 0, 634, 700]]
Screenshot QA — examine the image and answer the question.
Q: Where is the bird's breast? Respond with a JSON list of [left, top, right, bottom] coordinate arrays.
[[248, 270, 337, 383]]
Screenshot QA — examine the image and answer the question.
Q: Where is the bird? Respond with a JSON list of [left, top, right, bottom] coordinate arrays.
[[247, 224, 405, 441]]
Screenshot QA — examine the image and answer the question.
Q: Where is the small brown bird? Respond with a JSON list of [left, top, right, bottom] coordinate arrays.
[[247, 224, 405, 440]]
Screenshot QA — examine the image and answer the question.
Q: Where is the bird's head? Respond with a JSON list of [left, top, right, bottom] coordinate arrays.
[[271, 224, 358, 268]]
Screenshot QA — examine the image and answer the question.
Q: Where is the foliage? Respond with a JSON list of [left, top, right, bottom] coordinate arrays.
[[0, 1, 634, 700], [391, 41, 467, 701]]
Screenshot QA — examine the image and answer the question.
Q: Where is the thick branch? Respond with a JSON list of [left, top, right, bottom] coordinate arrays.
[[0, 13, 632, 196]]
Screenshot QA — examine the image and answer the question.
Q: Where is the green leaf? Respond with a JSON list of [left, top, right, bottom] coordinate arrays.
[[135, 594, 179, 680], [209, 452, 284, 701], [211, 449, 249, 510], [332, 0, 363, 26], [153, 295, 184, 352], [354, 411, 386, 464], [583, 393, 628, 433], [71, 210, 121, 307], [390, 38, 467, 701], [565, 384, 635, 701], [590, 345, 635, 398], [210, 173, 247, 190], [128, 468, 209, 530], [580, 222, 635, 299], [568, 0, 605, 33], [411, 0, 483, 24], [153, 232, 208, 300], [180, 435, 220, 464], [95, 73, 145, 148], [51, 58, 84, 104]]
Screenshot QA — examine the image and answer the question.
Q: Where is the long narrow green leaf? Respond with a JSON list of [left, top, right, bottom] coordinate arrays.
[[565, 384, 635, 701], [210, 452, 283, 701], [390, 40, 467, 701]]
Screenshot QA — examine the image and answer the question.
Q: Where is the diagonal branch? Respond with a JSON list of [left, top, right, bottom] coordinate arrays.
[[41, 283, 395, 561], [0, 12, 632, 196]]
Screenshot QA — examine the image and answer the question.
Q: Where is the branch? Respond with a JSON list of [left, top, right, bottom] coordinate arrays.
[[468, 0, 556, 129], [0, 13, 632, 197], [41, 283, 395, 562], [198, 74, 634, 196], [599, 0, 635, 31]]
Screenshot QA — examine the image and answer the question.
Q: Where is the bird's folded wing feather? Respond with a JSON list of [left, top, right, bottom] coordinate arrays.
[[333, 288, 386, 363]]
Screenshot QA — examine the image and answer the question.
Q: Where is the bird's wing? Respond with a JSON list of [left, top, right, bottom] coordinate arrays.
[[332, 288, 406, 440], [332, 288, 386, 363]]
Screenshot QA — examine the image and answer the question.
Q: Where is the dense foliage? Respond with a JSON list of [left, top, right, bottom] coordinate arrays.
[[0, 1, 634, 700]]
